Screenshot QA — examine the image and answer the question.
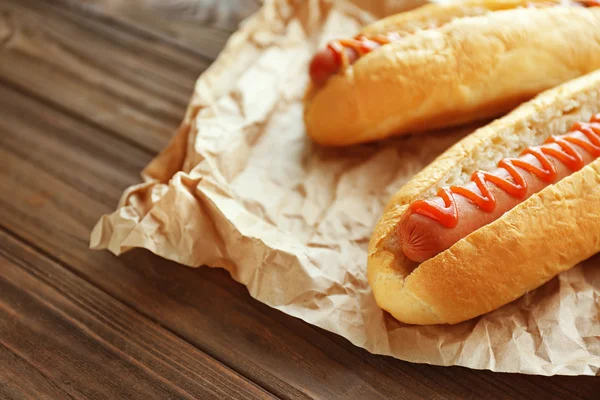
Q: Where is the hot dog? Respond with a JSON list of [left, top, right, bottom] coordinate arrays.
[[308, 34, 395, 87], [303, 1, 600, 146], [309, 0, 600, 89], [367, 70, 600, 325], [400, 120, 599, 262]]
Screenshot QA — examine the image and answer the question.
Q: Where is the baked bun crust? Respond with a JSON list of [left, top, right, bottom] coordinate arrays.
[[367, 70, 600, 325], [361, 0, 546, 36], [304, 5, 600, 146]]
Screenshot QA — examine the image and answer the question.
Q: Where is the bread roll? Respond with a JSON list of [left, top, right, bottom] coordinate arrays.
[[368, 70, 600, 324], [305, 5, 600, 146]]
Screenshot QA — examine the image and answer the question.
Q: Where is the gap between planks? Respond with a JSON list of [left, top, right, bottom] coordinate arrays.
[[45, 0, 246, 60], [0, 226, 280, 400], [0, 0, 209, 153], [0, 76, 158, 157]]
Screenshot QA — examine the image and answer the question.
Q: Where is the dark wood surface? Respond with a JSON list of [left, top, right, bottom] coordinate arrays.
[[1, 1, 599, 399]]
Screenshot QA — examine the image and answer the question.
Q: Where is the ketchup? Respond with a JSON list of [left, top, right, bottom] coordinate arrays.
[[326, 33, 399, 69], [407, 114, 600, 228], [577, 0, 600, 6]]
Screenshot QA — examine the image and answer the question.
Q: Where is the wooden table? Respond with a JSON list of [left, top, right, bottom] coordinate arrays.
[[1, 1, 599, 398]]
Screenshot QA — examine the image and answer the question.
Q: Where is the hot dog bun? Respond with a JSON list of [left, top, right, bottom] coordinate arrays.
[[360, 0, 545, 36], [304, 4, 600, 146], [367, 70, 600, 325]]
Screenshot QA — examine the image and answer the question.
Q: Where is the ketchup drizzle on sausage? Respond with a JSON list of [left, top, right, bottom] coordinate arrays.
[[327, 33, 399, 68], [407, 114, 600, 228]]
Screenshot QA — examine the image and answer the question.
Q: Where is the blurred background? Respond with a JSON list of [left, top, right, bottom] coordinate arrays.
[[72, 0, 261, 27], [62, 0, 262, 48], [64, 0, 429, 44]]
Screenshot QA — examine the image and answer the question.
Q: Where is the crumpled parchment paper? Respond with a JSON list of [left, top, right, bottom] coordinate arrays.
[[90, 0, 600, 376]]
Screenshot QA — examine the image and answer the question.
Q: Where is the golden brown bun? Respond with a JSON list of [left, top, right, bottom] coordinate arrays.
[[304, 5, 600, 146], [360, 0, 547, 36], [367, 69, 600, 325]]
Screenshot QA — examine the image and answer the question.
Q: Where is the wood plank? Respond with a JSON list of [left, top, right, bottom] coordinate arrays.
[[0, 229, 276, 400], [1, 79, 599, 398], [0, 343, 75, 400], [0, 0, 213, 153], [55, 0, 258, 58]]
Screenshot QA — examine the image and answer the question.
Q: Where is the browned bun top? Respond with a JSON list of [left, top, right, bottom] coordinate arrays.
[[304, 5, 600, 146]]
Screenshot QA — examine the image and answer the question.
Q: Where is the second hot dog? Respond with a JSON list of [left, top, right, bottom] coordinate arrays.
[[304, 2, 600, 146]]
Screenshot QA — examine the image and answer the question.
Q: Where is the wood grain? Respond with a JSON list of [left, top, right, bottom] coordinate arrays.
[[1, 1, 599, 399], [0, 229, 276, 400], [61, 0, 259, 53], [0, 0, 203, 153]]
